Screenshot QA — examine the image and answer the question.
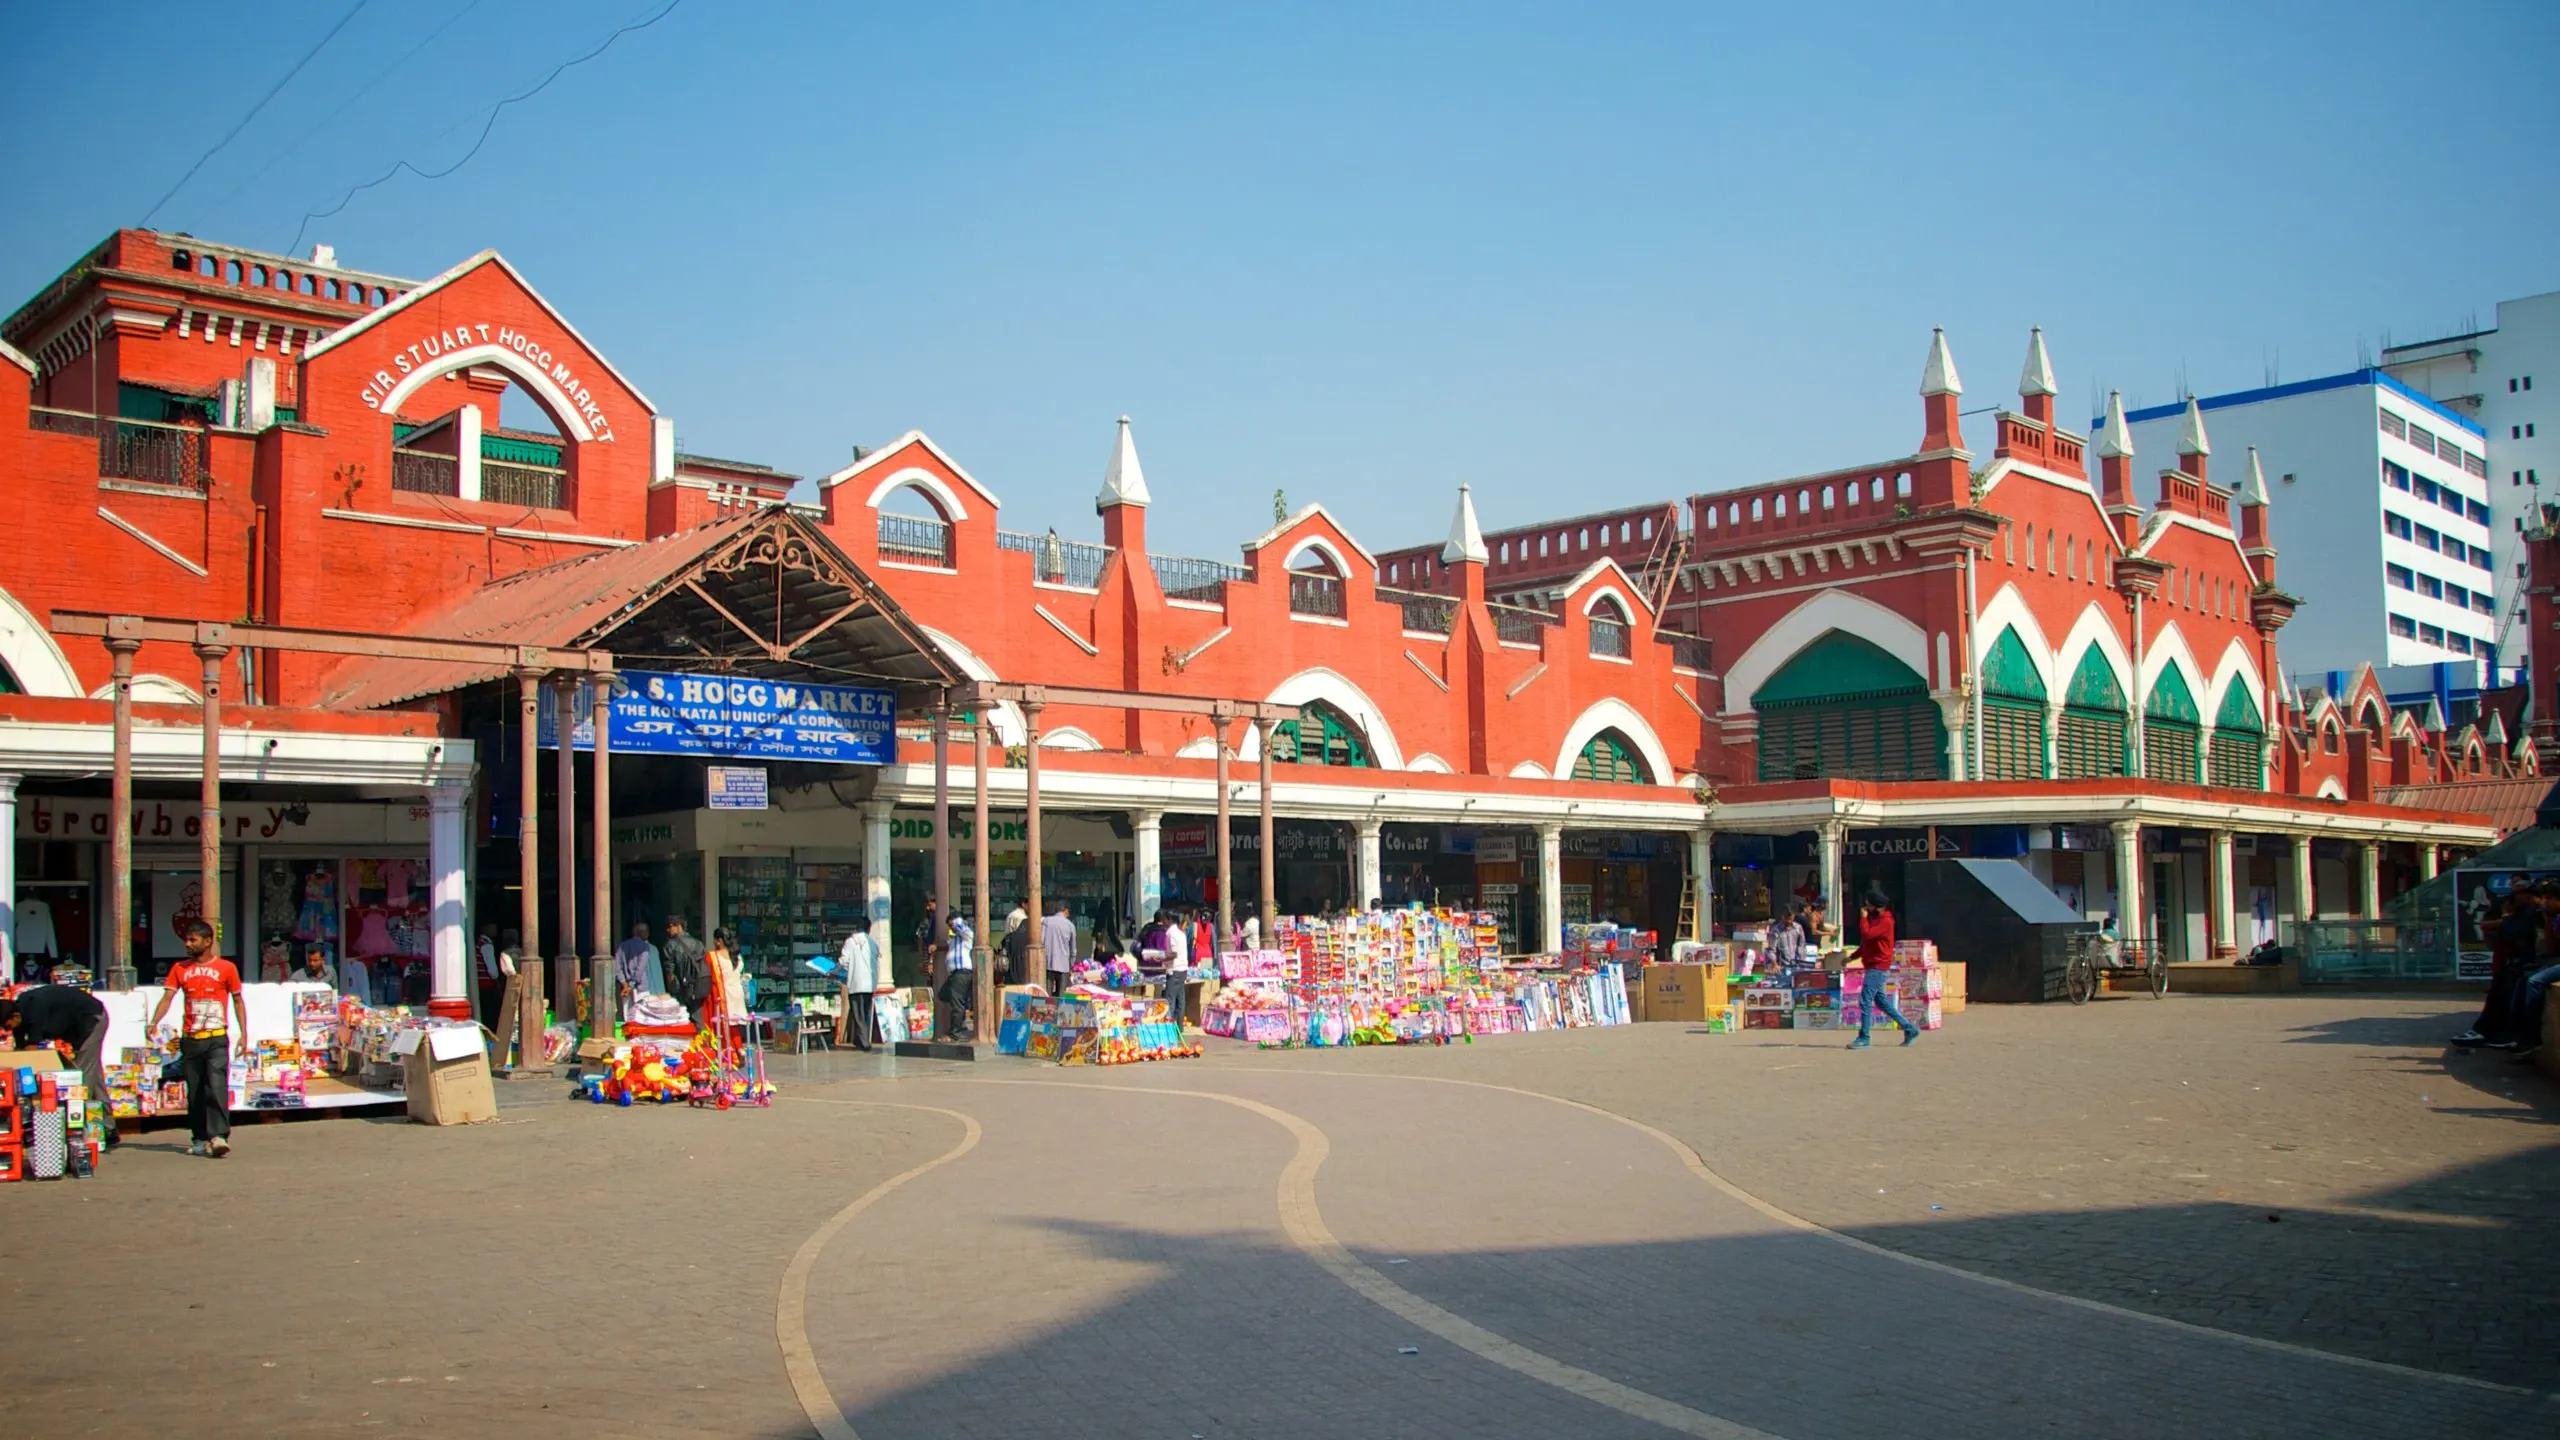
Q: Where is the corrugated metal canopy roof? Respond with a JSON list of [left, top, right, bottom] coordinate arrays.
[[318, 507, 962, 712], [2380, 776, 2549, 839]]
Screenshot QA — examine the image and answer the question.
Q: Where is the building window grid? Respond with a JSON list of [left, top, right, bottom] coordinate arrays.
[[2143, 722, 2201, 786], [1977, 699, 2046, 781], [2208, 731, 2264, 791], [2057, 709, 2128, 779], [1755, 700, 1946, 783]]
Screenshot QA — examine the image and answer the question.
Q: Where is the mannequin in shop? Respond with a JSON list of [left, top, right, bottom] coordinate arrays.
[[15, 893, 56, 980]]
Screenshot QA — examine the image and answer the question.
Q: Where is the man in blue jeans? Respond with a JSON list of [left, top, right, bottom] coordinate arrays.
[[2511, 959, 2560, 1061], [1849, 890, 1919, 1049]]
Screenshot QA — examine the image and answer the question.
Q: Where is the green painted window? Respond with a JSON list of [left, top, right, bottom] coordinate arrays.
[[2208, 683, 2265, 790], [1271, 701, 1372, 768], [1753, 632, 1946, 782], [2057, 648, 2128, 778], [2143, 667, 2202, 783], [1978, 629, 2047, 779], [1571, 729, 1652, 784]]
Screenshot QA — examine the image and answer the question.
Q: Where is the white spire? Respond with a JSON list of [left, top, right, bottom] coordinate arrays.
[[1442, 483, 1488, 565], [2178, 396, 2212, 457], [2237, 446, 2270, 507], [2485, 706, 2510, 747], [2096, 390, 2135, 459], [2018, 327, 2056, 397], [1921, 328, 1963, 397], [1097, 415, 1150, 509]]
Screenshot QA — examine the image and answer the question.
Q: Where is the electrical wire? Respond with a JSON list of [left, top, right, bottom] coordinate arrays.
[[140, 0, 372, 227], [286, 0, 684, 256], [205, 0, 491, 220]]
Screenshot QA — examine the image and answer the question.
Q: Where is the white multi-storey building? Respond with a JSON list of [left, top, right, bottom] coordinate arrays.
[[2116, 372, 2495, 677], [2383, 289, 2560, 665]]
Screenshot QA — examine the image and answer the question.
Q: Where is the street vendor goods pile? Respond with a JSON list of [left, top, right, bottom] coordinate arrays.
[[1199, 908, 1632, 1047], [999, 986, 1201, 1064]]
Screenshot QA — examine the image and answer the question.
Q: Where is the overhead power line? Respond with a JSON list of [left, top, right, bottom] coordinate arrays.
[[286, 0, 684, 257], [140, 0, 373, 227]]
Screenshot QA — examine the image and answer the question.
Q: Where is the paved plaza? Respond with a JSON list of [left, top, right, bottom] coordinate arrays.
[[5, 994, 2555, 1438]]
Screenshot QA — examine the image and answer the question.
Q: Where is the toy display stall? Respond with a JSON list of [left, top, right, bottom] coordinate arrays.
[[91, 983, 459, 1119], [1004, 986, 1199, 1065], [1, 1058, 103, 1183]]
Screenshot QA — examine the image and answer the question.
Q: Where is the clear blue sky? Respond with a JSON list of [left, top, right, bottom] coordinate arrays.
[[5, 1, 2554, 559]]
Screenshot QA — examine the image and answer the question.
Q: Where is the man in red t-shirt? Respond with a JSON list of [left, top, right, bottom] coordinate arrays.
[[1849, 891, 1919, 1049], [147, 919, 247, 1157]]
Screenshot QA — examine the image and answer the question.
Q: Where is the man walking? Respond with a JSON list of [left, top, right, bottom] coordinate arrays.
[[1848, 890, 1919, 1050], [0, 981, 115, 1151], [147, 919, 248, 1157]]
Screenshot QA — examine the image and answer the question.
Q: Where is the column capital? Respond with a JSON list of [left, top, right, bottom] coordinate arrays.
[[429, 781, 469, 813], [1535, 820, 1564, 841], [1132, 807, 1165, 829], [1354, 816, 1384, 839], [0, 772, 19, 801]]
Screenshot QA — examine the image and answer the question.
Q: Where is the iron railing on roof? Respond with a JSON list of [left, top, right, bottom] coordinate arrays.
[[391, 448, 459, 496], [997, 529, 1113, 588], [1588, 617, 1631, 659], [1289, 573, 1345, 617], [1151, 553, 1248, 603], [878, 512, 953, 566], [1379, 586, 1455, 634], [483, 459, 565, 510], [29, 405, 98, 439], [1659, 632, 1713, 672], [1490, 603, 1553, 646]]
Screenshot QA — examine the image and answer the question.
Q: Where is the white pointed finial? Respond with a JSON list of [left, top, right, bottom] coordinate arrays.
[[2178, 396, 2212, 457], [2095, 391, 2135, 459], [1097, 414, 1151, 509], [1921, 328, 1963, 397], [2237, 446, 2270, 507], [2485, 707, 2510, 747], [2019, 327, 2056, 397], [1442, 483, 1488, 565]]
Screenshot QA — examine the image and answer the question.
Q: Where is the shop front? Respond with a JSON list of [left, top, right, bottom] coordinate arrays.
[[1560, 830, 1685, 941], [1377, 825, 1541, 953], [887, 810, 1129, 956], [1164, 817, 1349, 920]]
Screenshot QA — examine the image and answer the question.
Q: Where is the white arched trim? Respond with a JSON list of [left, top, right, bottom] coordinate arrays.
[[1406, 752, 1453, 774], [88, 673, 201, 704], [1509, 761, 1552, 780], [370, 343, 598, 442], [1174, 736, 1218, 760], [0, 585, 81, 696], [2053, 603, 2134, 704], [2352, 691, 2390, 733], [2315, 777, 2347, 800], [1040, 727, 1102, 751], [1281, 536, 1355, 578], [1242, 668, 1404, 769], [1553, 698, 1678, 787], [1578, 584, 1638, 621], [2136, 621, 2207, 707], [1970, 583, 2059, 695], [2201, 637, 2266, 723], [915, 626, 1022, 745], [864, 467, 972, 523], [1720, 590, 1929, 715]]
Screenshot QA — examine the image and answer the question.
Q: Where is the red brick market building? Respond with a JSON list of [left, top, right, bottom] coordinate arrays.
[[0, 232, 2508, 1006]]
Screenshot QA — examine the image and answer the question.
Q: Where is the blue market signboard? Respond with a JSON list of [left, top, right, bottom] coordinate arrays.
[[539, 670, 896, 765]]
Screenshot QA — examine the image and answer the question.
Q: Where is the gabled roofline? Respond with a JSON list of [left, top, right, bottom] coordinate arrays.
[[1557, 556, 1657, 621], [300, 249, 659, 416], [1246, 503, 1379, 567], [818, 430, 1002, 509], [0, 337, 31, 377]]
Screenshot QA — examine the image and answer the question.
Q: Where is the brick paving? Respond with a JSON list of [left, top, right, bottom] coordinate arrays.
[[2, 997, 2551, 1439]]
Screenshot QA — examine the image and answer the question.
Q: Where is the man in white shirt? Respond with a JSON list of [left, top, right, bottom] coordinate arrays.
[[835, 928, 877, 1051], [1161, 908, 1192, 1030]]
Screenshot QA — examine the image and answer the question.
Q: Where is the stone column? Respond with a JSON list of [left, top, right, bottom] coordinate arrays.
[[2417, 843, 2439, 882], [1537, 822, 1565, 956], [1689, 827, 1714, 943], [2208, 829, 2236, 958], [1817, 820, 1845, 918], [2113, 820, 2143, 942], [2290, 834, 2315, 925], [428, 783, 471, 1017], [1132, 808, 1164, 932], [863, 799, 894, 985], [2358, 839, 2381, 918], [1933, 692, 1967, 780], [2044, 699, 2063, 779], [1355, 817, 1384, 910]]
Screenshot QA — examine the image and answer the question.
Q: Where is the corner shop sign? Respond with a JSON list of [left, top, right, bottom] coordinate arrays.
[[540, 669, 895, 764]]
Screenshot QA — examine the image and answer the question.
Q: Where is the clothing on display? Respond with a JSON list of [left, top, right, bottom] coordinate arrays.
[[15, 898, 56, 956]]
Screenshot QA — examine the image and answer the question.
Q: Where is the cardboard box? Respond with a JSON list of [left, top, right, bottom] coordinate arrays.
[[0, 1049, 64, 1073], [396, 1028, 496, 1126], [1643, 963, 1728, 1023]]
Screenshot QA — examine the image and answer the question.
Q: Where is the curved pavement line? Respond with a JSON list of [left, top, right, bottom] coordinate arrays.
[[1230, 1065, 2545, 1399], [942, 1076, 1781, 1440], [773, 1100, 984, 1440]]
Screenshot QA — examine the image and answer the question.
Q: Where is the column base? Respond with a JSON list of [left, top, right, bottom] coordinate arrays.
[[426, 997, 475, 1021]]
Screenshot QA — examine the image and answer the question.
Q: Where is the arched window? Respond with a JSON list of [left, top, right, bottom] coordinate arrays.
[[2210, 686, 2266, 790], [1571, 729, 1652, 784], [2057, 649, 2129, 778], [1588, 597, 1630, 659], [1270, 701, 1373, 768], [1978, 628, 2047, 779], [1752, 632, 1945, 782], [2144, 668, 2203, 783]]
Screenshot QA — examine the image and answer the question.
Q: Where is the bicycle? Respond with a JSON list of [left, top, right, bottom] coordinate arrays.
[[2064, 933, 2166, 1004]]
